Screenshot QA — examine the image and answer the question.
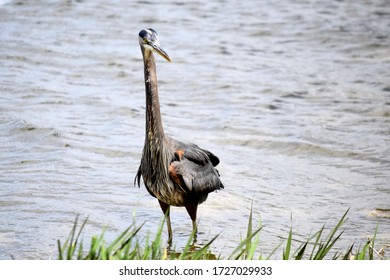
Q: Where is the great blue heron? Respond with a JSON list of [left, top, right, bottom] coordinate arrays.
[[135, 28, 224, 241]]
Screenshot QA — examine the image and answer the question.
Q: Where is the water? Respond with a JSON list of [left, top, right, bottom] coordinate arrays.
[[0, 0, 389, 259]]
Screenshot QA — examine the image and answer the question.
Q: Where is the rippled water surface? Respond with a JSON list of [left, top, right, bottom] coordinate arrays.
[[1, 0, 389, 259]]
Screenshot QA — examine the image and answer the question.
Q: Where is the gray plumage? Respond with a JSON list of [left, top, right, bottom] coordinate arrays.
[[134, 28, 223, 241]]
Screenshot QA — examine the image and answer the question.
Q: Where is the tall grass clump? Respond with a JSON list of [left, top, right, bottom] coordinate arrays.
[[57, 215, 216, 260], [278, 209, 350, 260], [57, 209, 383, 260]]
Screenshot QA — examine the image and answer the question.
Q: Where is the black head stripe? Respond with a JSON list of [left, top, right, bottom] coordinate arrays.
[[139, 29, 148, 38]]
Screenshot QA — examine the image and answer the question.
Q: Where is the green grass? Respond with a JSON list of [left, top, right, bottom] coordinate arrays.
[[57, 209, 385, 260]]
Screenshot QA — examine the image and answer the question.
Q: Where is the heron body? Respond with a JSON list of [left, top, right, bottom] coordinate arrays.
[[135, 28, 223, 241]]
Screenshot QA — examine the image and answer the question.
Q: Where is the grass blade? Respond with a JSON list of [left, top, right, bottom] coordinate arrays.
[[283, 227, 292, 260], [228, 227, 263, 260], [295, 242, 308, 260]]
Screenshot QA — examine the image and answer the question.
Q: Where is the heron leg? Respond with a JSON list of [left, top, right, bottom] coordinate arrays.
[[185, 203, 198, 242], [158, 200, 172, 243]]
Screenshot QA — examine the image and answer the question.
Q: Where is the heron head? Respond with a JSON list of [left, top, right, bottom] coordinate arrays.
[[139, 28, 171, 62]]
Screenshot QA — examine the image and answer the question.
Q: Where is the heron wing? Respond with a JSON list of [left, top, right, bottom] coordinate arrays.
[[168, 137, 220, 167], [168, 138, 224, 194]]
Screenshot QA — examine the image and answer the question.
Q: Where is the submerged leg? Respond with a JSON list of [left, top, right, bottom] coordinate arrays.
[[158, 200, 172, 243]]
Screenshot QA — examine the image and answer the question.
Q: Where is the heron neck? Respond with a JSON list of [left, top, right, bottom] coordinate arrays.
[[142, 49, 165, 143]]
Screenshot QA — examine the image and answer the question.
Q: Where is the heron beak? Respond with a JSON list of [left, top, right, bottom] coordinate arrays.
[[152, 43, 171, 62]]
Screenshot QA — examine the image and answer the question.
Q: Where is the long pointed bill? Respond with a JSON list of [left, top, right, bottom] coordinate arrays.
[[152, 44, 171, 62]]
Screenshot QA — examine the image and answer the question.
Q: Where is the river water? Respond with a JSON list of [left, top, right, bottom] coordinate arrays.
[[0, 0, 389, 259]]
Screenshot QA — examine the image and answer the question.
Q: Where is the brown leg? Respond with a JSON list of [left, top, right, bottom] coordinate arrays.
[[185, 203, 198, 238], [158, 200, 172, 243]]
